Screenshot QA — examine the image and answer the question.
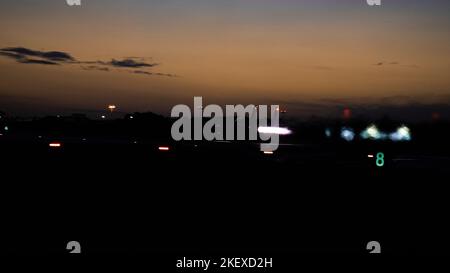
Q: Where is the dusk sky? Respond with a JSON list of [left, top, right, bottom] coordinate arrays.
[[1, 0, 449, 117]]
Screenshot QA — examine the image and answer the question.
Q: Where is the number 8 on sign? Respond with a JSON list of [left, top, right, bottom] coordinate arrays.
[[376, 152, 384, 167]]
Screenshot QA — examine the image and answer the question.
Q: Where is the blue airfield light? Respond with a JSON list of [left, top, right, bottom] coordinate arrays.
[[340, 127, 355, 142]]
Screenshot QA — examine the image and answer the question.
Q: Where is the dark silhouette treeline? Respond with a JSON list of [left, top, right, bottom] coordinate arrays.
[[1, 111, 450, 147]]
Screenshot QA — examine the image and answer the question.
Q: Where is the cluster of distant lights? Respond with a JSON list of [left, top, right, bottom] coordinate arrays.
[[48, 141, 172, 152], [337, 125, 411, 142]]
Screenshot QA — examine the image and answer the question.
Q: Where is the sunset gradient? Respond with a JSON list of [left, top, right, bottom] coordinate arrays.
[[1, 0, 449, 117]]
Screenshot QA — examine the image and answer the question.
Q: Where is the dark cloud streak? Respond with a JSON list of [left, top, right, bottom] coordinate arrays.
[[110, 58, 158, 68], [374, 61, 419, 68], [132, 70, 177, 78], [0, 46, 177, 77], [1, 47, 75, 62], [0, 50, 60, 65], [81, 65, 110, 72]]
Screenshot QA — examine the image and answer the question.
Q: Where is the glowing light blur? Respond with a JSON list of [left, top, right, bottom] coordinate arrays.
[[263, 151, 274, 155], [158, 146, 170, 151], [361, 125, 386, 140], [108, 105, 117, 112], [49, 143, 62, 148], [389, 125, 411, 142], [340, 127, 355, 142], [257, 127, 292, 135], [343, 108, 352, 119]]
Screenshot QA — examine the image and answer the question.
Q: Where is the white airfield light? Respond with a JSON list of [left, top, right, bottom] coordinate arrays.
[[257, 127, 292, 135], [49, 142, 62, 148], [361, 124, 386, 140], [158, 146, 170, 151], [108, 105, 117, 113], [389, 125, 411, 142]]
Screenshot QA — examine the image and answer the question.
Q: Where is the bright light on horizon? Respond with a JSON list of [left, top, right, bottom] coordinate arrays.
[[389, 125, 411, 141], [257, 127, 292, 135], [340, 127, 355, 141], [108, 105, 117, 113], [361, 124, 386, 140]]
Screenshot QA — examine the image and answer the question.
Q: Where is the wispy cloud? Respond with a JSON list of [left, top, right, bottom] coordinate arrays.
[[109, 58, 158, 68], [131, 70, 178, 78], [0, 46, 177, 77], [81, 65, 110, 72], [374, 61, 419, 68], [0, 47, 74, 64]]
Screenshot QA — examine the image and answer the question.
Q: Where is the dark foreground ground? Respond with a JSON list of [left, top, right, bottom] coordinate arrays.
[[1, 119, 450, 268]]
